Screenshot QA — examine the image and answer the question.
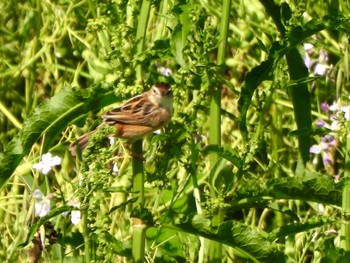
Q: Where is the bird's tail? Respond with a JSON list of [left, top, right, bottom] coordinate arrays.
[[69, 131, 95, 156]]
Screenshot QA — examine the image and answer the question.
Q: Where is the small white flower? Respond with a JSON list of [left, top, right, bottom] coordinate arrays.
[[33, 189, 51, 217], [153, 129, 161, 135], [159, 67, 173, 77], [33, 189, 44, 199], [328, 102, 339, 111], [71, 210, 81, 225], [330, 120, 341, 131], [33, 153, 62, 175], [108, 136, 116, 145], [69, 200, 81, 225], [112, 163, 119, 176], [304, 43, 314, 51], [314, 63, 327, 76], [341, 106, 350, 121]]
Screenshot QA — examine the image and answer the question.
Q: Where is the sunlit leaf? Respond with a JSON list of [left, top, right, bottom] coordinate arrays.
[[0, 85, 119, 190]]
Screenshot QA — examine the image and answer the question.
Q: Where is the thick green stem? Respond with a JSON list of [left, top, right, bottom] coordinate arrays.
[[260, 0, 311, 165], [208, 0, 231, 261], [134, 0, 152, 81], [285, 49, 311, 166], [82, 206, 91, 262], [132, 140, 146, 262], [132, 141, 145, 206], [341, 131, 350, 250], [131, 0, 152, 261]]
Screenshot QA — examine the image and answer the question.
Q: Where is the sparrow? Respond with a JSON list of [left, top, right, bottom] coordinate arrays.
[[69, 82, 173, 155]]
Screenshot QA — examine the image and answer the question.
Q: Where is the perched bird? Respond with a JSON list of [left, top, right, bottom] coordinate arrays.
[[69, 82, 173, 155]]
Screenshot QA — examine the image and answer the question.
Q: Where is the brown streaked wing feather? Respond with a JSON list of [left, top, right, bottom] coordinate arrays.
[[102, 93, 151, 126], [117, 124, 155, 139]]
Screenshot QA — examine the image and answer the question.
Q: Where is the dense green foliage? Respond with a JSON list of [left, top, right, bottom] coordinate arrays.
[[1, 0, 350, 262]]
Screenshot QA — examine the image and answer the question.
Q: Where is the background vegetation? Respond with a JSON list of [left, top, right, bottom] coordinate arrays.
[[1, 0, 350, 262]]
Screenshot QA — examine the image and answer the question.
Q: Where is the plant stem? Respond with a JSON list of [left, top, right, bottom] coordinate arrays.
[[341, 126, 350, 250], [82, 206, 91, 262], [131, 0, 152, 261], [132, 140, 146, 262], [208, 0, 231, 261], [135, 0, 152, 81]]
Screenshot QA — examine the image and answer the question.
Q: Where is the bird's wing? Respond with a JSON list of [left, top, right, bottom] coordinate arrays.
[[102, 94, 157, 127]]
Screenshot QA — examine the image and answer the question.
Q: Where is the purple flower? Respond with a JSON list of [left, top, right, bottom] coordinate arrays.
[[155, 62, 173, 77], [320, 103, 329, 112], [158, 66, 173, 77], [310, 134, 336, 166], [310, 145, 321, 154], [316, 120, 327, 128]]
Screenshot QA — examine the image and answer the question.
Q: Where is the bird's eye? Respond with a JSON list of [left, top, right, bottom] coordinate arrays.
[[152, 88, 158, 94]]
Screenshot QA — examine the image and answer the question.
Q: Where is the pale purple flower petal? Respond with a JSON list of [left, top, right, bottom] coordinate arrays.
[[35, 200, 51, 217], [159, 67, 173, 77], [33, 189, 44, 199], [329, 102, 339, 111], [304, 54, 311, 69], [310, 145, 321, 154], [320, 103, 329, 112], [33, 189, 52, 217], [314, 63, 327, 76], [316, 120, 327, 128], [322, 152, 333, 165]]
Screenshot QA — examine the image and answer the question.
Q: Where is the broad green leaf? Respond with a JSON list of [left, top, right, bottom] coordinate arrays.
[[268, 217, 333, 241], [266, 172, 344, 206], [18, 205, 75, 248], [239, 5, 349, 164], [99, 231, 132, 257], [238, 45, 280, 137], [285, 47, 311, 164], [170, 1, 192, 69], [229, 172, 345, 212], [163, 220, 285, 262], [318, 237, 350, 262], [0, 85, 120, 190], [217, 221, 286, 262], [203, 145, 243, 168], [170, 23, 189, 70]]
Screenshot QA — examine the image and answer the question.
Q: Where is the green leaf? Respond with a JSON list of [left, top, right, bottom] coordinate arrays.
[[203, 145, 243, 168], [266, 172, 344, 206], [228, 172, 345, 212], [100, 231, 132, 257], [0, 85, 120, 190], [217, 221, 286, 262], [268, 217, 333, 241], [318, 237, 350, 263], [162, 220, 285, 262], [108, 197, 139, 215], [285, 47, 311, 164], [238, 43, 283, 137], [18, 205, 75, 248], [170, 1, 192, 70], [170, 23, 189, 70]]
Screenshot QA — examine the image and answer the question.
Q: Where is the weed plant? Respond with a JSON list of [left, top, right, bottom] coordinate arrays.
[[1, 0, 350, 262]]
